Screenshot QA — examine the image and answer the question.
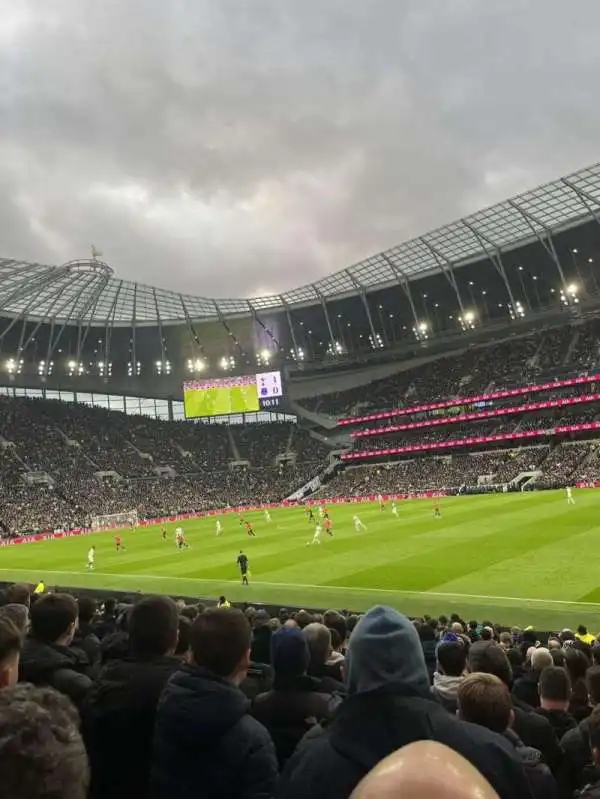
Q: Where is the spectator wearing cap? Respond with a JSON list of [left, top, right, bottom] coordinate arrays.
[[513, 647, 552, 709], [279, 606, 531, 799], [252, 626, 339, 767], [457, 673, 556, 799], [536, 666, 577, 741], [432, 641, 467, 714]]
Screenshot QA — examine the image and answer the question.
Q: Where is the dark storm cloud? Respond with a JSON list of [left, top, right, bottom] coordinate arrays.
[[1, 0, 600, 298]]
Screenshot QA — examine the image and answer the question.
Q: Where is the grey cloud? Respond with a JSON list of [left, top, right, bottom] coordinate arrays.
[[1, 0, 600, 299]]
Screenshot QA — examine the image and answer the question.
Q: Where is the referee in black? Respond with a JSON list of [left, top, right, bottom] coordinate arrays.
[[237, 550, 249, 585]]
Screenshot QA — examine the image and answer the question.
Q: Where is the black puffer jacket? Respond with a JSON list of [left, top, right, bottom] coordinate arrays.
[[81, 655, 180, 799], [19, 636, 93, 707], [151, 666, 278, 799], [560, 716, 600, 797], [504, 730, 557, 799]]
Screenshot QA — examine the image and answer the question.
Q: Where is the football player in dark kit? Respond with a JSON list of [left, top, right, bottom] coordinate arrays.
[[237, 550, 250, 585]]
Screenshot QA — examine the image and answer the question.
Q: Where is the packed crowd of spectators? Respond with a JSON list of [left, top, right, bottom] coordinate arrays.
[[318, 442, 589, 496], [3, 582, 600, 799], [0, 396, 330, 533], [305, 316, 600, 418]]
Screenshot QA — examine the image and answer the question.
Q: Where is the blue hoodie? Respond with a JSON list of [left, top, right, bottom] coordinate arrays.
[[344, 605, 430, 697]]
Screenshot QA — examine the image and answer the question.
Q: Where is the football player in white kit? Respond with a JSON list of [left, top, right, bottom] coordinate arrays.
[[86, 545, 95, 571], [264, 509, 272, 523], [353, 514, 367, 532], [391, 500, 399, 518], [377, 493, 385, 510], [215, 519, 222, 536], [566, 486, 575, 505], [309, 523, 322, 545]]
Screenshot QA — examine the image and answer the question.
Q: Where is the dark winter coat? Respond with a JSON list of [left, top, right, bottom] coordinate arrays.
[[278, 606, 531, 799], [512, 697, 564, 776], [513, 670, 542, 708], [72, 622, 101, 668], [81, 655, 180, 799], [560, 716, 600, 797], [577, 780, 600, 799], [504, 729, 557, 799], [19, 636, 93, 707], [536, 707, 577, 741], [252, 675, 340, 766], [151, 665, 278, 799]]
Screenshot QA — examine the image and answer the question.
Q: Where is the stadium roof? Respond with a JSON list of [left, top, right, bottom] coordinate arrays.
[[2, 161, 600, 326]]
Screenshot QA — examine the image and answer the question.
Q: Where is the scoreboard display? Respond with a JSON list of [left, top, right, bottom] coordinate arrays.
[[183, 370, 284, 419]]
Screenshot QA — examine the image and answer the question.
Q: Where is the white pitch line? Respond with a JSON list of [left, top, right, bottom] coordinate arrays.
[[0, 568, 597, 608]]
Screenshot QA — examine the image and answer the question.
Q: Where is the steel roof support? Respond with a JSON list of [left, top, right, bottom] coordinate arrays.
[[508, 200, 568, 293], [461, 220, 518, 312], [282, 298, 300, 357], [74, 274, 112, 365], [131, 283, 138, 373], [380, 254, 420, 326], [419, 237, 466, 316], [153, 287, 167, 365], [178, 294, 208, 359], [561, 178, 600, 231], [248, 302, 282, 352], [315, 287, 337, 354], [20, 274, 87, 354], [104, 280, 123, 369], [213, 300, 247, 360], [0, 267, 64, 344], [345, 270, 379, 346]]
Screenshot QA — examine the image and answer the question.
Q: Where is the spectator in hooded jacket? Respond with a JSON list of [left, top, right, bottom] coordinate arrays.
[[0, 615, 22, 688], [303, 622, 344, 692], [82, 596, 181, 799], [151, 607, 278, 799], [278, 606, 531, 799], [536, 666, 577, 741], [252, 626, 339, 767], [19, 593, 93, 708], [457, 672, 556, 799], [432, 641, 467, 714], [72, 596, 100, 668]]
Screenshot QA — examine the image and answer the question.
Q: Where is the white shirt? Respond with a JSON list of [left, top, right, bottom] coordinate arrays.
[[566, 487, 572, 496], [216, 520, 222, 530], [314, 524, 322, 535], [353, 516, 361, 524], [88, 548, 95, 562], [175, 527, 184, 537]]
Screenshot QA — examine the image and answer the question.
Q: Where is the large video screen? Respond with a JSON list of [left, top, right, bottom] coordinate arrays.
[[183, 370, 284, 419]]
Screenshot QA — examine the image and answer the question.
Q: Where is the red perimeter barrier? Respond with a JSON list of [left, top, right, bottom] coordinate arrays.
[[0, 493, 445, 547], [337, 372, 600, 427]]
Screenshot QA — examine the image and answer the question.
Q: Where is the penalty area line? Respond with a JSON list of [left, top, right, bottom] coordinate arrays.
[[0, 568, 597, 609]]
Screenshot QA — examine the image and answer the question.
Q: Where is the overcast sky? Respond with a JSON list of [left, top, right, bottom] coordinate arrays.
[[1, 0, 600, 299]]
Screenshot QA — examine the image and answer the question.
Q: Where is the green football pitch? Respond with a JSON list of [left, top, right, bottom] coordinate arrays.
[[1, 490, 600, 631]]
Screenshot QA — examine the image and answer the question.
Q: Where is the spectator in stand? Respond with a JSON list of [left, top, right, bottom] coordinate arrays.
[[573, 708, 600, 799], [19, 593, 93, 708], [536, 666, 578, 741], [0, 602, 29, 636], [468, 641, 562, 775], [2, 581, 31, 607], [567, 647, 593, 722], [151, 607, 278, 799], [93, 597, 118, 640], [457, 672, 556, 799], [577, 626, 596, 646], [432, 641, 468, 714], [0, 684, 89, 799], [561, 668, 600, 797], [0, 615, 22, 687], [73, 596, 100, 667], [513, 647, 552, 709], [279, 606, 531, 799], [251, 626, 339, 767], [82, 596, 181, 799]]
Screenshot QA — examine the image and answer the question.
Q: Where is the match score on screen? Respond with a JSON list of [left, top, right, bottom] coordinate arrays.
[[183, 370, 284, 419]]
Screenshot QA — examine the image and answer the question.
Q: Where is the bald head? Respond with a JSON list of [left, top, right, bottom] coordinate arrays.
[[350, 741, 499, 799]]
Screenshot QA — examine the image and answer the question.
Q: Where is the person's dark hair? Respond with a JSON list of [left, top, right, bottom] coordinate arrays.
[[191, 607, 251, 677], [539, 666, 571, 702], [468, 641, 513, 687], [329, 628, 343, 651], [437, 641, 467, 677], [294, 609, 313, 629], [102, 598, 117, 616], [550, 648, 566, 667], [480, 627, 493, 642], [438, 615, 448, 627], [3, 583, 32, 607], [0, 683, 89, 799], [323, 610, 347, 643], [578, 625, 588, 636], [565, 648, 591, 684], [30, 594, 78, 643], [457, 672, 512, 734], [0, 604, 29, 635], [77, 596, 97, 625], [0, 616, 22, 664], [346, 614, 360, 635], [468, 621, 478, 631], [176, 616, 192, 657], [587, 666, 600, 706], [128, 596, 179, 657], [588, 706, 600, 750], [180, 605, 198, 622]]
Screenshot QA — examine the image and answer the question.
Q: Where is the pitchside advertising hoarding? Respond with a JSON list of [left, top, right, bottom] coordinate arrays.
[[183, 370, 284, 419]]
